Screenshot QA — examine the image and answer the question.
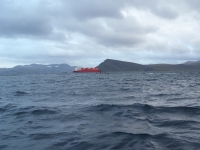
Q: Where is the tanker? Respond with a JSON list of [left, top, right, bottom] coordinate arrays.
[[73, 67, 102, 73]]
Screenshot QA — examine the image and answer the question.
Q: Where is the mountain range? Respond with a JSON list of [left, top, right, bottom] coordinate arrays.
[[0, 64, 75, 75], [0, 59, 200, 75], [97, 59, 200, 72]]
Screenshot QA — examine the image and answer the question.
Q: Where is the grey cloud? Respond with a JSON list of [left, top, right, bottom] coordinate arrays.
[[106, 17, 158, 34], [63, 0, 124, 20], [152, 5, 178, 19], [0, 0, 200, 67], [0, 0, 52, 37], [186, 0, 200, 12], [59, 16, 158, 47], [64, 0, 179, 20], [0, 0, 176, 41], [0, 16, 52, 37], [97, 34, 144, 47], [127, 0, 179, 19]]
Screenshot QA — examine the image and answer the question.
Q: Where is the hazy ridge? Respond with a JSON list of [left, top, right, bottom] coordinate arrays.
[[1, 59, 200, 75], [0, 64, 75, 75], [98, 59, 200, 72]]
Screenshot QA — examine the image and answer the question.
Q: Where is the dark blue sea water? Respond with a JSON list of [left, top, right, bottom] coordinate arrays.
[[0, 71, 200, 150]]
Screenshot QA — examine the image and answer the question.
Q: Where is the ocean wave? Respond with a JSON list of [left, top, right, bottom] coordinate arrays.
[[60, 132, 174, 150], [148, 119, 199, 128], [1, 72, 200, 150], [9, 106, 59, 117], [86, 103, 200, 115], [0, 103, 17, 115], [0, 145, 8, 149], [14, 91, 28, 96]]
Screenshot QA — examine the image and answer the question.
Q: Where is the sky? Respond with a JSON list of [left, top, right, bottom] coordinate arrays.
[[0, 0, 200, 68]]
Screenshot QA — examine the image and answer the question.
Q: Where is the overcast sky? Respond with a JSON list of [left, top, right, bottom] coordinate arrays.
[[0, 0, 200, 67]]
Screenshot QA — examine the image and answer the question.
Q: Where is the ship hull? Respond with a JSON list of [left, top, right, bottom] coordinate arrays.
[[73, 70, 101, 73], [73, 67, 102, 73]]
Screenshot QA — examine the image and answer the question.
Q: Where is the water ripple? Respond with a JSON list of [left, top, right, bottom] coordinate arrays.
[[0, 71, 200, 150]]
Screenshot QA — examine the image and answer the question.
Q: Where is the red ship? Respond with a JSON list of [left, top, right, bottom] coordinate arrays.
[[73, 67, 102, 73]]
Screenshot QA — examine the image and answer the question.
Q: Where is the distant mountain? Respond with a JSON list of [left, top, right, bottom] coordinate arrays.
[[184, 60, 200, 65], [0, 64, 76, 75], [98, 59, 200, 72], [148, 60, 200, 71], [98, 59, 153, 72], [1, 60, 200, 75]]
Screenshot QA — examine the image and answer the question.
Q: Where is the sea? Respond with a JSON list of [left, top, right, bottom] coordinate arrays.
[[0, 71, 200, 150]]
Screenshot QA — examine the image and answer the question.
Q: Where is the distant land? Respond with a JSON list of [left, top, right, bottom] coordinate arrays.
[[98, 59, 200, 72], [0, 64, 75, 75], [0, 59, 200, 75]]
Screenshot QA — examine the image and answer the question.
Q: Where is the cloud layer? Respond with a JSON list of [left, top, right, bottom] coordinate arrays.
[[0, 0, 200, 67]]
